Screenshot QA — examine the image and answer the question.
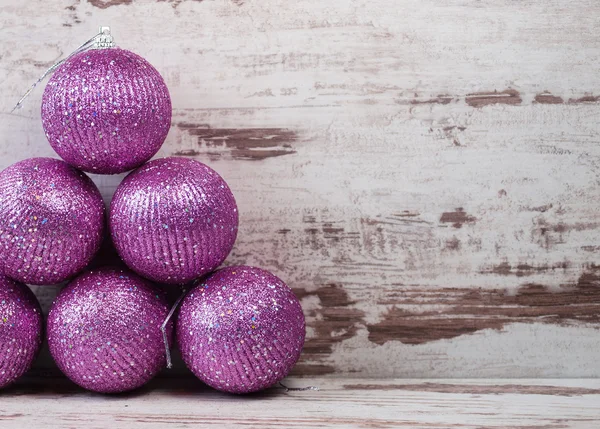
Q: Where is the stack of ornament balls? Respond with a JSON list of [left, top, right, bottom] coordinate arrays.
[[0, 46, 305, 394]]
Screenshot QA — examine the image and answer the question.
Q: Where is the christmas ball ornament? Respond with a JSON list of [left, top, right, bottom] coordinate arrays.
[[47, 267, 172, 393], [41, 47, 172, 174], [0, 158, 105, 285], [110, 157, 238, 284], [177, 266, 305, 394], [0, 276, 43, 389]]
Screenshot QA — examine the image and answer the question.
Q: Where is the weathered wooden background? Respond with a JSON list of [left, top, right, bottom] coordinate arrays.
[[0, 0, 599, 378]]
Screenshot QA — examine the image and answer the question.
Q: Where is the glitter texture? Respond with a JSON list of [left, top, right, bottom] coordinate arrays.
[[47, 267, 172, 393], [110, 157, 238, 284], [177, 266, 305, 394], [0, 158, 105, 285], [0, 276, 43, 389], [41, 47, 172, 174]]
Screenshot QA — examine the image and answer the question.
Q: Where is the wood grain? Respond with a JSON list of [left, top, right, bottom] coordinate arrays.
[[0, 377, 599, 428], [0, 0, 599, 377]]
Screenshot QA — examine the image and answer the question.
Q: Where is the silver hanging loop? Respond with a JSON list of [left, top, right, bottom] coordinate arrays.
[[11, 26, 115, 113], [95, 26, 115, 49]]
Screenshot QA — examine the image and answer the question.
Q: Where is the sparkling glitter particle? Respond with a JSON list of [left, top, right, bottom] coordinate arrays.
[[177, 266, 306, 394], [110, 157, 239, 284], [0, 158, 105, 285], [41, 48, 172, 174], [47, 267, 172, 393]]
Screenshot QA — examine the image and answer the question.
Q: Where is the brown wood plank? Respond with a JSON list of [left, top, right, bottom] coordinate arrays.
[[0, 377, 599, 428]]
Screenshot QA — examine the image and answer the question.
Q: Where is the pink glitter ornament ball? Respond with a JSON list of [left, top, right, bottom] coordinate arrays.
[[110, 157, 238, 284], [0, 276, 43, 389], [41, 47, 171, 174], [47, 267, 172, 393], [0, 158, 105, 285], [177, 266, 305, 394]]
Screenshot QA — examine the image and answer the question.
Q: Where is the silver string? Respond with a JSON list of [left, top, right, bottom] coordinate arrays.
[[161, 287, 188, 369], [279, 382, 320, 392], [11, 32, 103, 113]]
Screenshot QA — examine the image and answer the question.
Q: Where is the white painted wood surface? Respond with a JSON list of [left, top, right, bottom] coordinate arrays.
[[1, 377, 600, 428], [0, 0, 599, 377]]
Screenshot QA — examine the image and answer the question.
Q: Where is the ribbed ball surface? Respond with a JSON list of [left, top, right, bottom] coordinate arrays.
[[41, 48, 171, 174], [0, 158, 105, 285], [110, 157, 238, 285], [47, 267, 172, 393], [0, 277, 43, 389], [177, 266, 305, 394]]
